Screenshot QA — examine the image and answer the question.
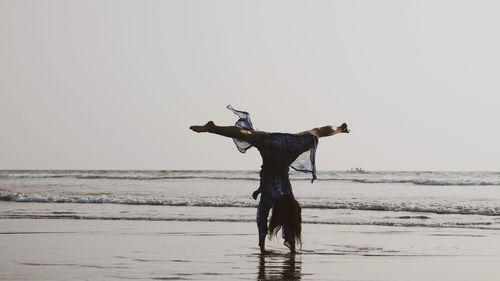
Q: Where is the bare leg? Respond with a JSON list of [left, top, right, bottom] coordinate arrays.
[[190, 121, 265, 141]]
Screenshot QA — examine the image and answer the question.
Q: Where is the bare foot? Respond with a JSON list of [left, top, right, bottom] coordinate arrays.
[[189, 121, 215, 133], [340, 123, 350, 133]]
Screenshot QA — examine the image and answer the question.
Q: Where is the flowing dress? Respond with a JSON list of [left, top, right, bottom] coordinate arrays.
[[227, 106, 319, 244]]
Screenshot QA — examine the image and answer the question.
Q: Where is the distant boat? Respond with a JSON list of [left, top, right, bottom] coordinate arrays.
[[348, 167, 365, 173]]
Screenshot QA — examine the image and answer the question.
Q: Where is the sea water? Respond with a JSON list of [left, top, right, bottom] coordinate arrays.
[[1, 170, 500, 229]]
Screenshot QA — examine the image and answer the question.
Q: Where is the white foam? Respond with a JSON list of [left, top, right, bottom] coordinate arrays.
[[2, 192, 500, 216]]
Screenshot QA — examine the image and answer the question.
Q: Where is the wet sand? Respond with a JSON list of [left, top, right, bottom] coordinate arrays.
[[1, 219, 500, 280]]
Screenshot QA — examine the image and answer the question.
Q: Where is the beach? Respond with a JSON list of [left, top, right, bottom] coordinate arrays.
[[2, 219, 500, 280], [2, 170, 500, 280], [3, 0, 500, 279]]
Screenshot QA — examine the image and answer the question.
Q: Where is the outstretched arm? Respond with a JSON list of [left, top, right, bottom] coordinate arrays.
[[301, 123, 350, 138], [190, 121, 265, 141]]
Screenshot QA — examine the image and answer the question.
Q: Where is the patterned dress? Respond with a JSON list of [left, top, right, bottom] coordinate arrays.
[[227, 106, 319, 244]]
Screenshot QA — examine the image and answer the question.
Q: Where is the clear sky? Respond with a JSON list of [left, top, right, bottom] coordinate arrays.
[[1, 0, 499, 171]]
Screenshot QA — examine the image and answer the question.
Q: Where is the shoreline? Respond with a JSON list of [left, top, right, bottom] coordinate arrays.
[[0, 215, 498, 231], [2, 201, 499, 231]]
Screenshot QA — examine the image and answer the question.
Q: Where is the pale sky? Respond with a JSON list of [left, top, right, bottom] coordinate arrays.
[[1, 0, 499, 171]]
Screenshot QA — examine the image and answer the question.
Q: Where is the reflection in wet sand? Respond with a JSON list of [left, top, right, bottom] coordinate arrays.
[[257, 253, 301, 281]]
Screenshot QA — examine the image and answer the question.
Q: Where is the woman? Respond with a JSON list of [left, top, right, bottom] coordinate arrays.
[[190, 106, 349, 254]]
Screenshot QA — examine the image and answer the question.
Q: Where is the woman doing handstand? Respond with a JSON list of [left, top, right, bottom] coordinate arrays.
[[190, 106, 349, 254]]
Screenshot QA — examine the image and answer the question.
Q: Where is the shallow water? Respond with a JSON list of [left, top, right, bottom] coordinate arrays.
[[2, 220, 500, 281]]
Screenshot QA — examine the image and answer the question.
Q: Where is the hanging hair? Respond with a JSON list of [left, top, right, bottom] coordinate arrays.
[[268, 194, 302, 245]]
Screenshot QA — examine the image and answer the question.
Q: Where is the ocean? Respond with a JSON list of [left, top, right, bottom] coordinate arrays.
[[2, 170, 500, 230]]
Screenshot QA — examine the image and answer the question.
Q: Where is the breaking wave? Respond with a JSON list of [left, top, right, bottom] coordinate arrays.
[[2, 193, 500, 216], [2, 170, 500, 186]]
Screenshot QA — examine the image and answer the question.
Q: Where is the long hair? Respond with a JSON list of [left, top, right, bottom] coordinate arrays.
[[268, 194, 302, 245]]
